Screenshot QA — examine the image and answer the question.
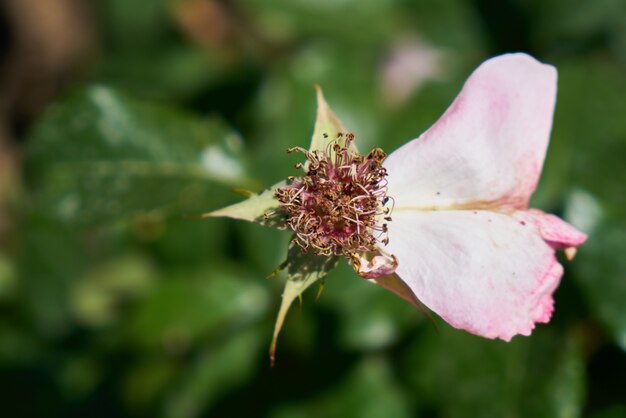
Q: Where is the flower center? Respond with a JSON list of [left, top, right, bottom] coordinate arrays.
[[275, 134, 393, 259]]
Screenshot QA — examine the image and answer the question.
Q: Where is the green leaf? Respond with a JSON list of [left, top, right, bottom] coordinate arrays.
[[70, 254, 156, 327], [26, 85, 250, 223], [18, 218, 87, 332], [269, 242, 338, 366], [163, 328, 264, 418], [572, 216, 626, 350], [96, 0, 225, 102], [146, 214, 231, 266], [270, 356, 412, 418], [123, 328, 264, 415], [121, 267, 268, 414], [589, 405, 626, 418], [123, 357, 176, 409], [318, 264, 423, 351], [405, 327, 585, 418], [242, 0, 398, 44], [555, 60, 626, 349], [0, 252, 16, 300], [129, 266, 269, 350], [555, 60, 626, 213], [58, 354, 102, 400]]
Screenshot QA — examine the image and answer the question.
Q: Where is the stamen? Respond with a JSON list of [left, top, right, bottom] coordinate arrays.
[[275, 133, 393, 260]]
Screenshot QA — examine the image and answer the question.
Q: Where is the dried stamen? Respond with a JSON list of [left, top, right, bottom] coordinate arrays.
[[274, 134, 394, 270]]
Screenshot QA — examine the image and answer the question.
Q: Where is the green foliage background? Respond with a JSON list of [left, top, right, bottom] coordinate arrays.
[[2, 0, 626, 417]]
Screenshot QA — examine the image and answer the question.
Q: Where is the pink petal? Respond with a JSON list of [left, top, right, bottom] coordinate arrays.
[[516, 210, 587, 251], [384, 53, 557, 211], [384, 210, 566, 341]]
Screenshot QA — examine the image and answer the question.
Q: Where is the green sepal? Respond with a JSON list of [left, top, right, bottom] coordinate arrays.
[[269, 242, 339, 366], [206, 85, 357, 365], [200, 180, 286, 228], [309, 85, 359, 156], [205, 85, 353, 229]]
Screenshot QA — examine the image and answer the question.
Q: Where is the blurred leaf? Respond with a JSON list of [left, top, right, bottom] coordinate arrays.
[[534, 0, 626, 60], [124, 357, 177, 410], [403, 0, 484, 51], [0, 322, 41, 365], [590, 405, 626, 418], [97, 47, 223, 102], [572, 216, 626, 350], [97, 0, 172, 51], [319, 263, 422, 351], [253, 46, 383, 183], [71, 254, 156, 327], [58, 355, 102, 399], [270, 243, 338, 365], [0, 252, 16, 299], [26, 86, 251, 223], [164, 327, 264, 418], [18, 218, 87, 334], [553, 60, 626, 214], [243, 0, 398, 43], [405, 327, 585, 418], [129, 266, 269, 351], [95, 0, 238, 102], [270, 356, 411, 418], [147, 215, 229, 266], [554, 59, 626, 350], [237, 222, 289, 274]]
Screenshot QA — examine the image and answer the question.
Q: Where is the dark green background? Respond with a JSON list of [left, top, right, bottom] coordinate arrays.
[[1, 0, 625, 417]]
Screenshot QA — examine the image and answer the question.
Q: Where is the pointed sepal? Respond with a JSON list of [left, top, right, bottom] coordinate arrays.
[[309, 85, 359, 156], [269, 242, 339, 366], [200, 180, 286, 228]]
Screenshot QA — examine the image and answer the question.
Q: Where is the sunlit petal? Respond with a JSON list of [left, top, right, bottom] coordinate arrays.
[[385, 209, 566, 340], [384, 53, 557, 210]]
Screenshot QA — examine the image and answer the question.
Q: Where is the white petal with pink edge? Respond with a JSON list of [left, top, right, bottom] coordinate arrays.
[[515, 209, 588, 250], [384, 53, 557, 211], [384, 209, 566, 341]]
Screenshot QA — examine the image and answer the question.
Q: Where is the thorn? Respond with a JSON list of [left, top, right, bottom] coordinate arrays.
[[314, 280, 326, 302], [266, 260, 288, 279]]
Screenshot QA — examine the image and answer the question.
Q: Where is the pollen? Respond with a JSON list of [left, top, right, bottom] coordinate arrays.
[[274, 133, 393, 260]]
